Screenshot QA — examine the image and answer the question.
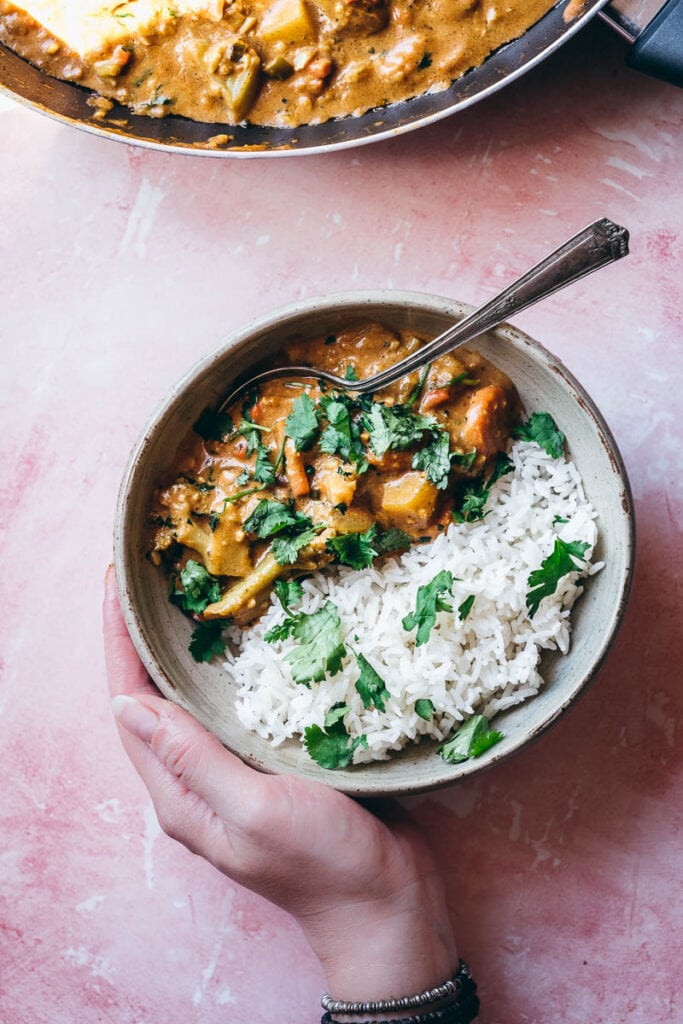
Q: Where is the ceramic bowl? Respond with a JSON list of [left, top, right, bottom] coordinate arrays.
[[114, 291, 634, 797]]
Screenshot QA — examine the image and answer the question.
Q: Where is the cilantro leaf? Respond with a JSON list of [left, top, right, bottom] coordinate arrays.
[[234, 416, 271, 455], [344, 365, 359, 382], [488, 451, 514, 485], [405, 363, 431, 408], [319, 399, 352, 457], [376, 527, 413, 554], [272, 526, 322, 566], [438, 714, 503, 764], [194, 408, 233, 442], [363, 404, 437, 456], [252, 444, 276, 486], [526, 538, 590, 617], [274, 578, 303, 613], [513, 412, 565, 459], [412, 431, 453, 490], [189, 620, 226, 663], [169, 560, 221, 615], [402, 569, 454, 646], [243, 500, 310, 539], [451, 448, 478, 471], [470, 728, 505, 758], [415, 698, 434, 721], [284, 600, 346, 684], [304, 709, 367, 770], [458, 594, 475, 621], [325, 702, 351, 727], [264, 617, 297, 643], [326, 526, 379, 570], [284, 394, 321, 451], [355, 652, 390, 711]]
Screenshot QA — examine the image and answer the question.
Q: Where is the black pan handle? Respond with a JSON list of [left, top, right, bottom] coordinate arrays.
[[625, 0, 683, 88]]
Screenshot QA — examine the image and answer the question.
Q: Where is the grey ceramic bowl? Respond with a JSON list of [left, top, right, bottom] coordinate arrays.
[[115, 291, 634, 797]]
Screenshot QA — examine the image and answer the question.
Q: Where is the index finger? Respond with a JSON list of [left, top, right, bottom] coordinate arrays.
[[103, 566, 157, 700]]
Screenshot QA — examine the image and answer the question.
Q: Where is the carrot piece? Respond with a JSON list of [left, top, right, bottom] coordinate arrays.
[[461, 384, 511, 457], [285, 440, 310, 497], [419, 387, 452, 412]]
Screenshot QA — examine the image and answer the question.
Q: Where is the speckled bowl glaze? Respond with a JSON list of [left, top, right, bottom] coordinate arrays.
[[114, 291, 634, 797]]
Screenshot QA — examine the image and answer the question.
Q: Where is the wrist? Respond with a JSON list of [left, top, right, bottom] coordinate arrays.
[[300, 895, 458, 1005]]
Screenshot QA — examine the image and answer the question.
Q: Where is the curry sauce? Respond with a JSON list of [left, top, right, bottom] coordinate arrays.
[[149, 323, 520, 625], [1, 0, 557, 126]]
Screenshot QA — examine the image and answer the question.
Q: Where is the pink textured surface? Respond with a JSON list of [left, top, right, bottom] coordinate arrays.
[[1, 20, 682, 1024]]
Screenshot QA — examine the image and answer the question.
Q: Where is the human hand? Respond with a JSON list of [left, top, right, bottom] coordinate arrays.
[[104, 568, 458, 1003]]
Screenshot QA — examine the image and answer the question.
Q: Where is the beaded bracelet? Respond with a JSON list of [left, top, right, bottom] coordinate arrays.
[[320, 959, 478, 1022]]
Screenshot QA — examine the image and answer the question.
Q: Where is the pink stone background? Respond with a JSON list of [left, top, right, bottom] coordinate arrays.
[[1, 20, 682, 1024]]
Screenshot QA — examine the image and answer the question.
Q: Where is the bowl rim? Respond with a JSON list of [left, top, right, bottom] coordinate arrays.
[[114, 289, 636, 796]]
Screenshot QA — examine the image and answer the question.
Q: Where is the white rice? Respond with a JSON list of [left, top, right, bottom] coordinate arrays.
[[222, 440, 602, 763]]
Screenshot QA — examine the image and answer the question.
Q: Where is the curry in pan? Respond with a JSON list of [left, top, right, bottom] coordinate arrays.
[[1, 0, 556, 127]]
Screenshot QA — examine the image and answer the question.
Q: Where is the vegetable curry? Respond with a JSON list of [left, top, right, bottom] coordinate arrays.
[[149, 323, 520, 628], [0, 0, 556, 127]]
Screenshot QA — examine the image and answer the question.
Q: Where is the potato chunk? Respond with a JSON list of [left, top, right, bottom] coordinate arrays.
[[259, 0, 313, 43], [313, 455, 358, 507], [378, 471, 438, 531]]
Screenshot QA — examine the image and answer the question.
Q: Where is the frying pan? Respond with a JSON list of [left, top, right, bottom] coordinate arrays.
[[0, 0, 680, 156]]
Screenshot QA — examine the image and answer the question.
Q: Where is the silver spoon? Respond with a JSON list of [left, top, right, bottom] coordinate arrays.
[[218, 217, 629, 412]]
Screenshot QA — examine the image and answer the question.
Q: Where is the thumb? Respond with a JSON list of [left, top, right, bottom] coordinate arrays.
[[111, 693, 269, 830]]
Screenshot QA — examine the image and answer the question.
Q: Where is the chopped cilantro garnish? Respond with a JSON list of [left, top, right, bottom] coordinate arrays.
[[412, 431, 453, 490], [553, 515, 569, 525], [194, 408, 233, 442], [189, 620, 226, 663], [304, 704, 367, 769], [458, 594, 475, 621], [376, 527, 413, 554], [438, 714, 503, 763], [344, 365, 359, 382], [169, 560, 220, 615], [406, 363, 431, 408], [415, 698, 434, 721], [513, 412, 565, 459], [252, 444, 276, 486], [273, 578, 303, 613], [451, 448, 478, 472], [272, 526, 323, 565], [181, 475, 215, 493], [526, 538, 590, 617], [284, 394, 321, 451], [318, 395, 367, 470], [326, 525, 379, 570], [450, 372, 480, 387], [233, 416, 271, 455], [402, 569, 454, 646], [453, 477, 489, 523], [363, 403, 437, 456], [354, 652, 390, 711], [452, 450, 513, 522], [243, 499, 310, 539], [270, 600, 346, 684], [488, 451, 514, 485]]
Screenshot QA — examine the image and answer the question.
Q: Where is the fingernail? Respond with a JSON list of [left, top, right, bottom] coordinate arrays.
[[111, 695, 158, 743]]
